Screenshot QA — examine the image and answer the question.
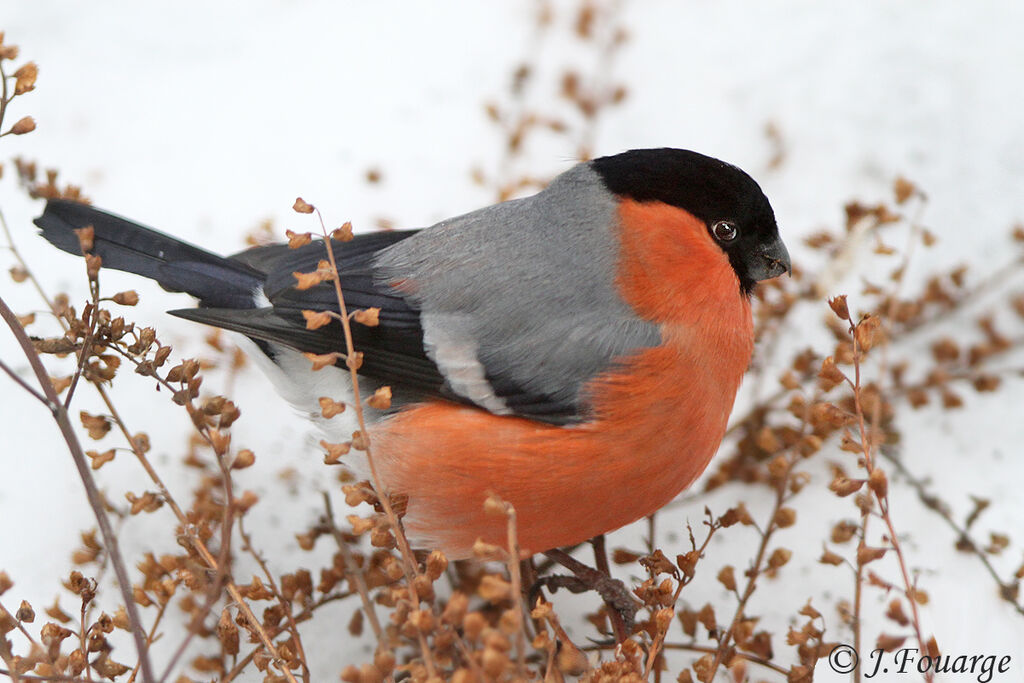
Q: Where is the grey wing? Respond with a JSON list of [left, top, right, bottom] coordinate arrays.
[[373, 163, 661, 424]]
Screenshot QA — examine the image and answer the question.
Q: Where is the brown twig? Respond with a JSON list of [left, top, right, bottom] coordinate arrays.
[[90, 380, 299, 683], [321, 492, 383, 641], [845, 308, 934, 682], [310, 206, 437, 677], [237, 516, 310, 683], [0, 355, 48, 404], [0, 296, 155, 683], [707, 428, 810, 679], [882, 447, 1024, 615]]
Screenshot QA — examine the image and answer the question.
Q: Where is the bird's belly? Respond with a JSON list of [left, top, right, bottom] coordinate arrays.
[[371, 392, 733, 559]]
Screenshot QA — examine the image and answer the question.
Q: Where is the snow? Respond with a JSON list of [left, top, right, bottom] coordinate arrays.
[[2, 1, 1024, 680]]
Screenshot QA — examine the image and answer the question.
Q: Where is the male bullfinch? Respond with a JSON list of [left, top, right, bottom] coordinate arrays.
[[36, 148, 789, 560]]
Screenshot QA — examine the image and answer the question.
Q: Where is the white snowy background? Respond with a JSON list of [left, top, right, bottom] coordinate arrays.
[[2, 1, 1024, 681]]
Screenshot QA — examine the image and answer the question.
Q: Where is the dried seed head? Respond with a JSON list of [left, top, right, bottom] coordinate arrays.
[[374, 650, 396, 676], [810, 402, 852, 430], [675, 550, 699, 579], [207, 429, 231, 456], [354, 307, 380, 327], [236, 490, 259, 511], [351, 430, 370, 451], [44, 598, 71, 625], [13, 62, 38, 94], [9, 265, 29, 283], [893, 176, 917, 204], [857, 544, 888, 565], [885, 599, 909, 626], [217, 607, 240, 655], [767, 454, 789, 480], [86, 449, 116, 470], [304, 351, 341, 371], [798, 434, 822, 457], [367, 386, 392, 410], [286, 230, 312, 248], [111, 290, 139, 306], [80, 411, 111, 440], [346, 515, 375, 536], [407, 608, 434, 634], [483, 493, 512, 517], [876, 633, 906, 652], [478, 574, 513, 603], [774, 507, 797, 528], [828, 295, 850, 321], [332, 222, 355, 242], [321, 440, 351, 464], [232, 449, 255, 469], [15, 600, 34, 623], [831, 520, 859, 544], [425, 550, 448, 581], [442, 592, 469, 626], [755, 426, 781, 454], [85, 253, 102, 279], [818, 356, 846, 389], [9, 116, 36, 135], [292, 197, 314, 214], [318, 396, 346, 419], [556, 640, 589, 676], [767, 548, 792, 570], [819, 548, 843, 566], [302, 309, 333, 330], [718, 503, 754, 528], [868, 468, 888, 498], [462, 611, 487, 641], [293, 269, 331, 290], [369, 526, 395, 548], [829, 474, 864, 498], [472, 538, 505, 560], [717, 566, 736, 591], [295, 532, 316, 551], [854, 314, 883, 352]]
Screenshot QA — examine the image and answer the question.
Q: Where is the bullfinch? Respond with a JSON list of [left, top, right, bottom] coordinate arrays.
[[35, 148, 790, 560]]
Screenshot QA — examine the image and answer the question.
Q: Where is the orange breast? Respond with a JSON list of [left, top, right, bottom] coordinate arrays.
[[370, 201, 753, 558]]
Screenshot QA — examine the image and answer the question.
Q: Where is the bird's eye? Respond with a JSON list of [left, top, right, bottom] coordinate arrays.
[[712, 220, 738, 242]]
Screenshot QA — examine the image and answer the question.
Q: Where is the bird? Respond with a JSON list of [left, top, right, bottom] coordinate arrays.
[[35, 147, 789, 561]]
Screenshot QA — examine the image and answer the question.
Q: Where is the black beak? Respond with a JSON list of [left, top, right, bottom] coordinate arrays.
[[748, 235, 791, 282]]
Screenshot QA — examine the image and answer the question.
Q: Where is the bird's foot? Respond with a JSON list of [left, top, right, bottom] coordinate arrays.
[[537, 548, 638, 641]]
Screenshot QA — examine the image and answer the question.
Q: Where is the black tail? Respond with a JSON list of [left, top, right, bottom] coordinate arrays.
[[34, 199, 264, 309]]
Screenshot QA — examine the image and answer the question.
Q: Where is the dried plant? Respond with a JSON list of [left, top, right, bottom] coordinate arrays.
[[3, 10, 1024, 683]]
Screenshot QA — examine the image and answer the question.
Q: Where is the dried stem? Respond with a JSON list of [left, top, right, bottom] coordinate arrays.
[[321, 492, 383, 641], [0, 355, 48, 404], [312, 208, 436, 678], [238, 516, 310, 683], [0, 295, 155, 683], [846, 312, 934, 682], [880, 448, 1024, 615], [708, 457, 796, 678]]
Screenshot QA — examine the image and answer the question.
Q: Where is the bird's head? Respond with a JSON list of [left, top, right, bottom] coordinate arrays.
[[590, 148, 790, 296]]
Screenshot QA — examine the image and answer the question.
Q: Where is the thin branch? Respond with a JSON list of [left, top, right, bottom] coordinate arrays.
[[321, 492, 383, 641], [881, 447, 1024, 616], [847, 314, 934, 682], [238, 516, 310, 683], [0, 355, 49, 404], [312, 208, 437, 677], [0, 295, 155, 683]]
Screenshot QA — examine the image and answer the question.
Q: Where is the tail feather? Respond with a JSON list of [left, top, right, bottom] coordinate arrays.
[[34, 199, 263, 308]]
